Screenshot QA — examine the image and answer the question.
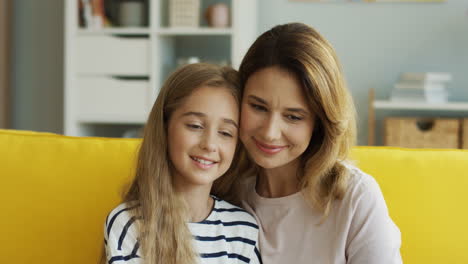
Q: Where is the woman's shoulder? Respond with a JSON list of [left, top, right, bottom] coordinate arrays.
[[340, 163, 402, 261], [341, 162, 392, 215], [343, 162, 382, 197]]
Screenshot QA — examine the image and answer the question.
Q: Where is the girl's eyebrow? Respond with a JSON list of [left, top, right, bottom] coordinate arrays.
[[182, 111, 205, 118], [182, 111, 238, 129], [223, 118, 239, 129]]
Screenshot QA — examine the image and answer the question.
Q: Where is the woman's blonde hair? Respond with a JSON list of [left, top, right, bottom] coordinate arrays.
[[238, 23, 357, 218], [114, 63, 241, 264]]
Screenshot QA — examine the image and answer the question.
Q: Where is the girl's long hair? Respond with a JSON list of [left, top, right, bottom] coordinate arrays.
[[238, 23, 357, 218], [120, 63, 241, 264]]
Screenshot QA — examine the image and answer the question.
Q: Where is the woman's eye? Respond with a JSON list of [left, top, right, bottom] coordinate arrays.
[[250, 103, 267, 112], [286, 115, 303, 121], [219, 131, 233, 138], [186, 124, 203, 129]]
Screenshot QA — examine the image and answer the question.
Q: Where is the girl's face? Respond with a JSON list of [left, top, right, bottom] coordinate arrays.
[[168, 85, 239, 188], [240, 66, 315, 170]]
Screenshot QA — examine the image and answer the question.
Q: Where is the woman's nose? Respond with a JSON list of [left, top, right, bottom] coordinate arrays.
[[260, 114, 282, 142]]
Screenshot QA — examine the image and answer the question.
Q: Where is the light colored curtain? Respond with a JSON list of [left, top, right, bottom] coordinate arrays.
[[0, 0, 11, 128]]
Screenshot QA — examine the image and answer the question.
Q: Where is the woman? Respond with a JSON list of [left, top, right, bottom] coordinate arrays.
[[235, 23, 402, 263]]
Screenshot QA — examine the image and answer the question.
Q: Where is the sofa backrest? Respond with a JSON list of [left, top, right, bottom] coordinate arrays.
[[1, 129, 467, 263], [351, 146, 468, 264]]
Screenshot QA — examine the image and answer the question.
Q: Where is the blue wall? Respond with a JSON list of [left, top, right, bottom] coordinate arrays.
[[12, 0, 64, 134], [11, 0, 468, 143], [258, 0, 468, 145]]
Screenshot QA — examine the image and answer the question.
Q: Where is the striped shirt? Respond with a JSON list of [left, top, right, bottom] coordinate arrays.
[[104, 196, 262, 264]]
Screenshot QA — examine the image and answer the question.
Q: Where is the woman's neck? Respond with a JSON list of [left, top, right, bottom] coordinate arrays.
[[256, 160, 301, 198]]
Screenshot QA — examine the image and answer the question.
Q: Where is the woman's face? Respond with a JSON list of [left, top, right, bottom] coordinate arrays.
[[168, 85, 239, 188], [240, 66, 315, 170]]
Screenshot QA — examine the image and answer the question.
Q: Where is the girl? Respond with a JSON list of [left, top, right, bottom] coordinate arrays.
[[103, 63, 261, 264], [235, 23, 402, 263]]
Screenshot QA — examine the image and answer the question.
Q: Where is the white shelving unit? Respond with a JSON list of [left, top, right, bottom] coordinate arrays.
[[368, 88, 468, 145], [64, 0, 258, 137]]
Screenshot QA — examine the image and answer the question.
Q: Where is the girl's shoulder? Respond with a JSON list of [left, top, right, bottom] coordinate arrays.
[[211, 196, 259, 228], [104, 202, 142, 262], [104, 202, 140, 233]]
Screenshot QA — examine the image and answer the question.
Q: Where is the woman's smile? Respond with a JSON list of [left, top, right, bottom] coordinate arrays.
[[253, 137, 288, 155]]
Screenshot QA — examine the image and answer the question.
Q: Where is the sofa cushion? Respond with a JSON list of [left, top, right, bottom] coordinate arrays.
[[0, 129, 140, 264]]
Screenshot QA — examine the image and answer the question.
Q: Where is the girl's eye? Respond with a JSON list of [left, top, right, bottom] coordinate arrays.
[[286, 115, 303, 121], [250, 103, 267, 112], [186, 124, 203, 129], [219, 131, 233, 138]]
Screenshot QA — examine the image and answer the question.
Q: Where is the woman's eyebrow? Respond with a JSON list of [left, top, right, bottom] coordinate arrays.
[[248, 95, 309, 115], [248, 95, 268, 105], [286, 108, 308, 115]]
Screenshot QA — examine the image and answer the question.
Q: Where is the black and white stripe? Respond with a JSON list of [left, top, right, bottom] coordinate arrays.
[[104, 198, 261, 264]]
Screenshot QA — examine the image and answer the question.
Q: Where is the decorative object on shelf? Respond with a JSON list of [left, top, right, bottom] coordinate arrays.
[[122, 128, 143, 138], [176, 57, 230, 68], [80, 0, 114, 28], [390, 72, 452, 104], [177, 56, 201, 67], [169, 0, 200, 27], [289, 0, 446, 2], [384, 117, 460, 149], [205, 3, 230, 28], [367, 88, 468, 146], [118, 0, 146, 27]]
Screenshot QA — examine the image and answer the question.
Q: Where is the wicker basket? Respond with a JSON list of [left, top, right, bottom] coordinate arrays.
[[169, 0, 200, 27], [462, 119, 468, 149], [384, 117, 460, 149]]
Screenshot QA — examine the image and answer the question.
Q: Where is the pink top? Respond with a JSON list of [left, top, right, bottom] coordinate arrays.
[[242, 165, 402, 264]]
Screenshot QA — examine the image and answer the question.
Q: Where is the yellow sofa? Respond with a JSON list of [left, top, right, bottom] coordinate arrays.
[[1, 129, 467, 264]]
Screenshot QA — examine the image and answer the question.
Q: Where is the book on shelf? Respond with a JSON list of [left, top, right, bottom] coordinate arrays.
[[390, 71, 452, 104], [400, 72, 452, 83], [391, 88, 449, 104], [394, 81, 446, 91]]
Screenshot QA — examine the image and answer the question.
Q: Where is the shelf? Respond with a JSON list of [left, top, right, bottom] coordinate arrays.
[[65, 0, 258, 137], [157, 27, 233, 36], [77, 28, 233, 36], [77, 115, 147, 124], [373, 100, 468, 111], [77, 28, 150, 35]]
